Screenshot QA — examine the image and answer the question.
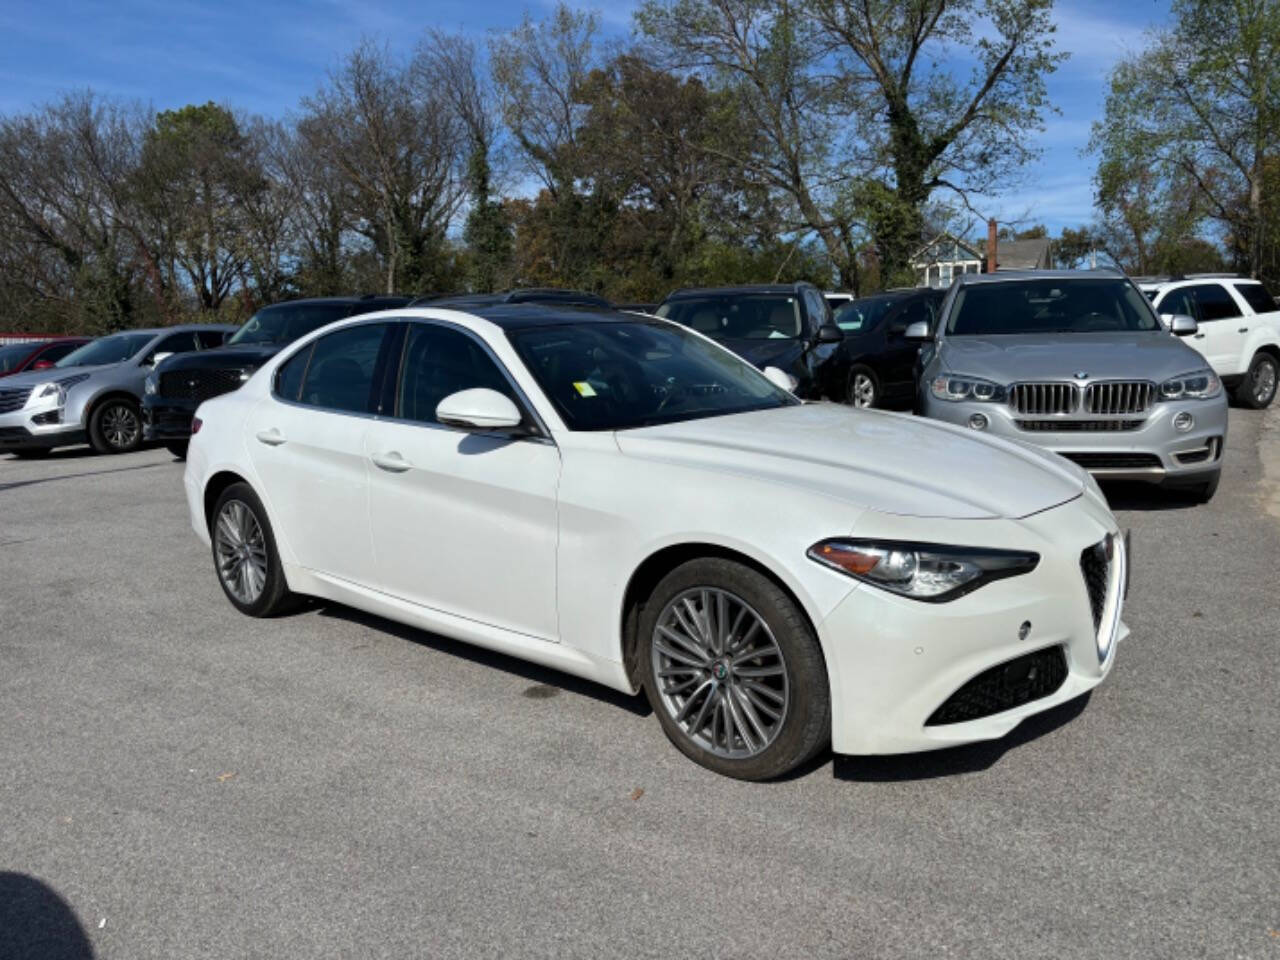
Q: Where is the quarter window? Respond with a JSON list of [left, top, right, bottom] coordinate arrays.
[[1234, 282, 1277, 315], [1188, 284, 1242, 322], [395, 324, 518, 425], [283, 322, 391, 414]]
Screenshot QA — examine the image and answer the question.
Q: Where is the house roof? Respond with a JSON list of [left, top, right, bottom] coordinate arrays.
[[910, 232, 983, 263], [995, 237, 1053, 270]]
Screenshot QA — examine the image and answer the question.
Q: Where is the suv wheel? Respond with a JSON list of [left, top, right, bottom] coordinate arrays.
[[1234, 352, 1277, 409], [165, 440, 189, 460], [639, 557, 830, 780], [847, 365, 879, 408], [88, 398, 142, 454]]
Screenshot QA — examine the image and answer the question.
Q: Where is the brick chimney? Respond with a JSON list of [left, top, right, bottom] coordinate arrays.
[[987, 218, 998, 274]]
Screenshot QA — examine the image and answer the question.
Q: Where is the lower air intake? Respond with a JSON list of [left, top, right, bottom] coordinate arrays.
[[926, 646, 1068, 726]]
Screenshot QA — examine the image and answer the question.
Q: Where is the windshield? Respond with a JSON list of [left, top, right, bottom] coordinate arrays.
[[55, 333, 154, 368], [834, 296, 898, 333], [947, 279, 1160, 335], [508, 320, 799, 431], [656, 294, 802, 340], [0, 343, 37, 373], [228, 303, 354, 346]]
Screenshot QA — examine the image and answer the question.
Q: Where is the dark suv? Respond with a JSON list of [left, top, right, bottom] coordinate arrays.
[[655, 283, 844, 399], [143, 295, 409, 455]]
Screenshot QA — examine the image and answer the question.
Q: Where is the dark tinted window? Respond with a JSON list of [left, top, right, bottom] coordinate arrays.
[[0, 343, 37, 372], [1234, 282, 1277, 314], [396, 324, 518, 424], [38, 341, 82, 363], [1188, 284, 1241, 321], [275, 345, 311, 402], [657, 294, 803, 340], [897, 297, 933, 332], [295, 323, 390, 413], [229, 303, 355, 346], [948, 279, 1159, 335], [835, 296, 897, 333], [508, 320, 797, 431], [150, 331, 200, 359], [1157, 288, 1197, 319], [196, 329, 229, 349]]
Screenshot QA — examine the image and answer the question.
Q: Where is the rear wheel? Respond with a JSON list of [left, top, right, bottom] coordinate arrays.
[[210, 482, 297, 617], [847, 365, 879, 409], [165, 440, 189, 460], [639, 557, 830, 780], [1234, 352, 1277, 409], [88, 398, 142, 454]]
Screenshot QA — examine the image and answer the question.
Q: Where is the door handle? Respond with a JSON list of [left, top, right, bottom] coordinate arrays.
[[255, 429, 286, 446], [1238, 327, 1249, 333], [1194, 333, 1205, 339], [371, 451, 411, 473]]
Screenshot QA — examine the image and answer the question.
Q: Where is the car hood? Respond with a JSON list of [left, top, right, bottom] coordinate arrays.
[[939, 331, 1203, 382], [0, 363, 117, 389], [614, 403, 1084, 520], [155, 344, 281, 372]]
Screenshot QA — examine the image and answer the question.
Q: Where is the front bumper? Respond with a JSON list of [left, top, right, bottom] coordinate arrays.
[[0, 395, 85, 450], [818, 492, 1125, 755], [143, 397, 199, 441], [921, 392, 1227, 483]]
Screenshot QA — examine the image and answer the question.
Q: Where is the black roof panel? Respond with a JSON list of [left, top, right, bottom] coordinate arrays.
[[428, 302, 641, 330]]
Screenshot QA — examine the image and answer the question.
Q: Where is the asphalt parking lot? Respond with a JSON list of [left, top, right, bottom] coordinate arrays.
[[2, 409, 1278, 959]]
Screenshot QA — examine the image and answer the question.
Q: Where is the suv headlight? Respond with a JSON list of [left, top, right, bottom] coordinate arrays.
[[930, 374, 1005, 402], [807, 539, 1039, 602], [29, 382, 66, 406], [144, 372, 159, 395], [1159, 369, 1220, 400]]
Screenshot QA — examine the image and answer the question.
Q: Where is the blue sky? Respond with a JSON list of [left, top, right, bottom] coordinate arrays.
[[0, 0, 1171, 235]]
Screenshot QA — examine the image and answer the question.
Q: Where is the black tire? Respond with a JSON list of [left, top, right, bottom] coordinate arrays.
[[1192, 473, 1220, 504], [209, 482, 298, 617], [639, 557, 830, 780], [165, 440, 189, 460], [847, 364, 880, 409], [1233, 352, 1278, 409], [11, 448, 52, 459], [88, 397, 143, 454]]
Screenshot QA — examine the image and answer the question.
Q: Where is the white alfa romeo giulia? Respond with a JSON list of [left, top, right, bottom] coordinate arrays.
[[184, 304, 1127, 780]]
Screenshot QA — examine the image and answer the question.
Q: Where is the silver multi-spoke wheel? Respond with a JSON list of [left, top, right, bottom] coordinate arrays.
[[100, 403, 140, 449], [651, 587, 789, 759], [1253, 358, 1276, 405], [850, 372, 876, 408], [214, 500, 269, 605]]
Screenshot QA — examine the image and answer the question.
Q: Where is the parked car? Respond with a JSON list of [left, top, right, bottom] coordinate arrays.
[[824, 291, 855, 313], [1136, 274, 1280, 409], [144, 296, 410, 456], [412, 288, 613, 309], [656, 283, 844, 397], [832, 287, 945, 408], [185, 303, 1125, 780], [916, 269, 1227, 501], [0, 338, 90, 378], [0, 325, 234, 458]]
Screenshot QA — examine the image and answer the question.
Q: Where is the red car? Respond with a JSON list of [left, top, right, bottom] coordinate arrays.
[[0, 338, 91, 378]]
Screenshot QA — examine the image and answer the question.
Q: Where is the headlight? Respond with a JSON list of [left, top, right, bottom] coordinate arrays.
[[144, 373, 159, 395], [1159, 369, 1220, 400], [30, 382, 66, 406], [807, 539, 1039, 602], [930, 374, 1005, 402]]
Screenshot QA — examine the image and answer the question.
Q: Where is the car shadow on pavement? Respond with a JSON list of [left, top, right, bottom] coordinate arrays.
[[1099, 481, 1204, 512], [0, 461, 165, 493], [0, 872, 94, 960], [829, 692, 1092, 782], [315, 603, 653, 717]]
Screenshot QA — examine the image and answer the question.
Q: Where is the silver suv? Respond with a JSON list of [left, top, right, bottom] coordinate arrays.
[[0, 324, 234, 457], [914, 269, 1228, 502]]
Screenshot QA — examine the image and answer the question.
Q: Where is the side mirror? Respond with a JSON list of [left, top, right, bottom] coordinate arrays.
[[32, 359, 54, 370], [1167, 314, 1198, 336], [436, 388, 523, 431], [813, 323, 843, 344], [147, 351, 174, 367], [904, 321, 933, 341], [762, 366, 797, 392]]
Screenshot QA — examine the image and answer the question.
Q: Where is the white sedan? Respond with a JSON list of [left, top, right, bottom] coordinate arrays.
[[183, 305, 1127, 780]]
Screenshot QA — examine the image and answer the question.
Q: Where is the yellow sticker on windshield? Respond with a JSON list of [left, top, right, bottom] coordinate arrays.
[[573, 381, 597, 397]]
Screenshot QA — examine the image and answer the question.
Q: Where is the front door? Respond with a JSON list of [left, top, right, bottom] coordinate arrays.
[[1185, 283, 1245, 375], [364, 321, 562, 641]]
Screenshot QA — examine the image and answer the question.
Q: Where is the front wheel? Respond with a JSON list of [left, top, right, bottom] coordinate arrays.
[[639, 557, 830, 780], [88, 398, 142, 454], [1234, 352, 1277, 409], [165, 440, 189, 460], [847, 365, 879, 409], [210, 482, 298, 617]]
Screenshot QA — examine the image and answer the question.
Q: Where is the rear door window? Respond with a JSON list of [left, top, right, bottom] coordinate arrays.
[[149, 331, 201, 360], [1233, 282, 1277, 314], [1188, 284, 1242, 322], [282, 323, 394, 414]]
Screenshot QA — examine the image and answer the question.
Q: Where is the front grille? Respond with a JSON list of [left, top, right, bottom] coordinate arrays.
[[926, 646, 1068, 725], [1059, 452, 1163, 471], [0, 387, 30, 414], [1016, 419, 1144, 432], [1084, 381, 1154, 415], [1009, 382, 1078, 415], [158, 368, 247, 402], [1080, 539, 1112, 632]]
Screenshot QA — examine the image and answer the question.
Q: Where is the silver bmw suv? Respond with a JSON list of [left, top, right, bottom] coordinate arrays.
[[915, 269, 1227, 501]]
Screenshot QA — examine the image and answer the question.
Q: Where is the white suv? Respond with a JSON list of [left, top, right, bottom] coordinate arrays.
[[1138, 274, 1280, 408]]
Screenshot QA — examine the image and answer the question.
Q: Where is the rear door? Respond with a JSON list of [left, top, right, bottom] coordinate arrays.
[[363, 320, 562, 640], [245, 321, 396, 582]]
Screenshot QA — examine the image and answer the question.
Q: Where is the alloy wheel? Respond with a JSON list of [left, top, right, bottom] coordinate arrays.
[[1253, 358, 1277, 405], [101, 403, 140, 450], [650, 587, 790, 759], [850, 373, 876, 408], [214, 500, 269, 605]]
